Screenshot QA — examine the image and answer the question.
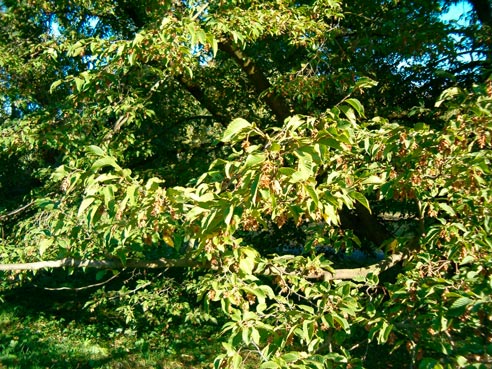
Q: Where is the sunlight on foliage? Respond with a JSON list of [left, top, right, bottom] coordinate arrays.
[[1, 0, 492, 368]]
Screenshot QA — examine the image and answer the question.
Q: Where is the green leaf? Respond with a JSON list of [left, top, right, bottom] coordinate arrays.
[[244, 152, 266, 169], [285, 115, 305, 131], [339, 105, 356, 123], [91, 157, 122, 171], [317, 136, 343, 150], [377, 321, 393, 344], [224, 205, 234, 226], [455, 355, 468, 367], [251, 328, 260, 345], [414, 122, 429, 131], [34, 198, 56, 210], [289, 170, 309, 183], [212, 38, 218, 57], [87, 145, 106, 156], [302, 320, 315, 341], [222, 118, 252, 142], [243, 286, 265, 304], [251, 172, 261, 205], [132, 32, 145, 46], [334, 315, 350, 332], [305, 184, 319, 208], [281, 352, 300, 363], [260, 362, 280, 369], [39, 238, 53, 256], [74, 77, 84, 92], [125, 185, 139, 206], [298, 304, 314, 314], [231, 354, 243, 369], [87, 203, 103, 226], [239, 255, 255, 275], [278, 167, 296, 176], [145, 177, 163, 191], [102, 185, 115, 208], [78, 197, 95, 216], [435, 87, 461, 107], [349, 192, 370, 212], [354, 76, 378, 90], [361, 175, 384, 185], [50, 79, 62, 93], [344, 98, 365, 117], [437, 202, 456, 216], [450, 297, 473, 311], [295, 150, 315, 179]]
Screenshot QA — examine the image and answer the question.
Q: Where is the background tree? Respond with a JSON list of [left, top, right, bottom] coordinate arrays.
[[1, 0, 491, 368]]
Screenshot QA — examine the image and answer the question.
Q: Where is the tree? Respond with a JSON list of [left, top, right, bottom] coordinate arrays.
[[1, 0, 491, 368]]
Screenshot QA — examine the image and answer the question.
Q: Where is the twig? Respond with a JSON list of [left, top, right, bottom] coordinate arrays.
[[0, 201, 34, 221], [192, 3, 209, 21], [33, 271, 121, 291]]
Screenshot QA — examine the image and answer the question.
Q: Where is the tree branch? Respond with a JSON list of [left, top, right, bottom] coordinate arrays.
[[219, 41, 293, 124], [322, 252, 403, 280], [176, 75, 232, 125], [340, 202, 393, 246], [0, 201, 34, 221], [0, 253, 405, 281], [34, 272, 122, 291], [469, 0, 492, 28], [262, 253, 404, 281], [0, 257, 207, 271]]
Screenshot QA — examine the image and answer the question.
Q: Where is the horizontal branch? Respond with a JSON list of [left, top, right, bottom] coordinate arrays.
[[0, 253, 405, 281], [321, 252, 403, 280], [0, 257, 206, 271], [263, 253, 404, 281]]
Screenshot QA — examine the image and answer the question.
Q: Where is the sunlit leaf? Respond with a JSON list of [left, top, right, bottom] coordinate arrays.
[[222, 118, 252, 142]]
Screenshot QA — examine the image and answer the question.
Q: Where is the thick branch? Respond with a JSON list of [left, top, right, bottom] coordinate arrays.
[[470, 0, 492, 28], [322, 253, 403, 280], [0, 253, 404, 281], [0, 257, 207, 271], [219, 41, 292, 124], [263, 253, 404, 281], [340, 202, 393, 246], [176, 75, 232, 125]]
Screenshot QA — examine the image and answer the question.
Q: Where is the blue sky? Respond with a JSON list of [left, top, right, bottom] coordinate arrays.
[[442, 1, 473, 24]]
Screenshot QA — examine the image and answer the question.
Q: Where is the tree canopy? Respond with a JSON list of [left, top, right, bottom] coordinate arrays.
[[1, 0, 492, 368]]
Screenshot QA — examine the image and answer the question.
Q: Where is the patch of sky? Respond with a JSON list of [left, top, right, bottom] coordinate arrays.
[[50, 21, 61, 38], [441, 1, 484, 65], [396, 1, 480, 80], [441, 1, 473, 25], [49, 14, 101, 38]]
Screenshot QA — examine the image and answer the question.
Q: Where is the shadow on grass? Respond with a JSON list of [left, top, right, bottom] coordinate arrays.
[[0, 284, 125, 368], [0, 274, 221, 369]]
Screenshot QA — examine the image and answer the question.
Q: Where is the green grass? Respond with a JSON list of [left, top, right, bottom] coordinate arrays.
[[0, 286, 222, 369]]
